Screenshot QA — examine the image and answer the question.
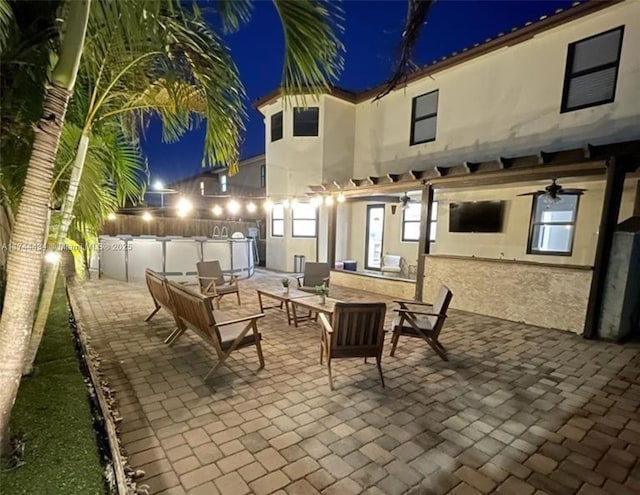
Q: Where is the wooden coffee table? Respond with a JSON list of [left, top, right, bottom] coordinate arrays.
[[290, 296, 341, 328], [256, 288, 316, 325]]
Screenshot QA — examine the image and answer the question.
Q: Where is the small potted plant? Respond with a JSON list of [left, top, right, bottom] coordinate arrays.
[[281, 277, 291, 294], [315, 283, 329, 305]]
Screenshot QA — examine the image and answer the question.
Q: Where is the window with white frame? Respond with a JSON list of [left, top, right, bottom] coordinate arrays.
[[401, 201, 438, 242], [220, 174, 227, 193], [528, 195, 579, 255], [410, 90, 438, 145], [402, 203, 421, 241], [271, 204, 284, 237], [561, 26, 624, 112], [292, 202, 317, 238]]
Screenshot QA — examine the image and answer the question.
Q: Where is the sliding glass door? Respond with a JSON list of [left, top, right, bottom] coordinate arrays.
[[365, 204, 385, 270]]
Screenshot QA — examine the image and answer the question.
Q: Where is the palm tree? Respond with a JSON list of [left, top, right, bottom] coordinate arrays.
[[0, 0, 91, 451], [23, 121, 146, 374], [26, 0, 344, 374]]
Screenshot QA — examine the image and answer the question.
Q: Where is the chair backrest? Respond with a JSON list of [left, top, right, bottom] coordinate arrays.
[[429, 285, 453, 334], [197, 260, 225, 291], [165, 280, 221, 350], [303, 262, 330, 287], [381, 255, 401, 268], [145, 269, 172, 309], [330, 302, 386, 358]]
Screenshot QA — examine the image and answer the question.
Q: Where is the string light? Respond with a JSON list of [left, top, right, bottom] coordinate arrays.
[[324, 196, 334, 206], [247, 202, 257, 213], [142, 211, 153, 221], [153, 180, 164, 190], [107, 212, 117, 221], [212, 205, 223, 216], [263, 200, 274, 211], [336, 193, 346, 203], [176, 197, 193, 217], [311, 195, 323, 207], [227, 200, 240, 215]]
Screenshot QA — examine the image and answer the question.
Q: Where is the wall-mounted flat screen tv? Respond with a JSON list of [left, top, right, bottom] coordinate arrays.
[[449, 201, 504, 233]]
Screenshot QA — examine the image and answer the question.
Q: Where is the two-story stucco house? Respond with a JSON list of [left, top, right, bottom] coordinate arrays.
[[255, 1, 640, 338]]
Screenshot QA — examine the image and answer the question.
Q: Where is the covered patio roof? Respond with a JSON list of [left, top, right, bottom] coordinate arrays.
[[307, 140, 640, 195]]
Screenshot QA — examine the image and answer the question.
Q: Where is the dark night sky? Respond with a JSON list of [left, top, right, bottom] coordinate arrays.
[[142, 0, 574, 184]]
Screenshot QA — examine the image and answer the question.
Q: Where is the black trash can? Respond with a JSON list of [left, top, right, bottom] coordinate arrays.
[[293, 254, 305, 273]]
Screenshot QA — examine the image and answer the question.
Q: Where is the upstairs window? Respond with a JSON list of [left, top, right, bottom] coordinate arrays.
[[528, 195, 579, 256], [271, 111, 283, 141], [260, 164, 266, 188], [293, 107, 319, 136], [410, 90, 438, 145], [292, 202, 317, 238], [271, 204, 284, 237], [561, 26, 624, 112], [220, 174, 227, 193]]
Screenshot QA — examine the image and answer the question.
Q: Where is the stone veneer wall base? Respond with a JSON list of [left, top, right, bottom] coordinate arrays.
[[422, 255, 592, 333], [330, 270, 416, 300]]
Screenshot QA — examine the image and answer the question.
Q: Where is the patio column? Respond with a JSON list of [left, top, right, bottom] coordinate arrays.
[[583, 155, 634, 339], [327, 202, 337, 268], [414, 182, 434, 301]]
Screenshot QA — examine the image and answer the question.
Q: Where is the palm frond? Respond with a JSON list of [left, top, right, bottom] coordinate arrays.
[[375, 0, 436, 100], [0, 0, 13, 54], [273, 0, 344, 98], [77, 0, 245, 168], [216, 0, 253, 33]]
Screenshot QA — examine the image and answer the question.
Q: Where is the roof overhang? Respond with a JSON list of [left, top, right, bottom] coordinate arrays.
[[307, 140, 640, 196]]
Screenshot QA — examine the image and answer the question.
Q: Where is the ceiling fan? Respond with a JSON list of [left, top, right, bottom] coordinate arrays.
[[518, 179, 586, 203], [399, 193, 418, 209]]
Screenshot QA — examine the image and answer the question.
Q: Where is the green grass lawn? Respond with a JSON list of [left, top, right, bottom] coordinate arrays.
[[0, 280, 105, 494]]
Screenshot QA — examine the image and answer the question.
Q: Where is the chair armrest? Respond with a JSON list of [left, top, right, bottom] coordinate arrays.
[[215, 313, 265, 327], [394, 309, 446, 318], [225, 274, 239, 285], [198, 276, 219, 281], [319, 313, 333, 333], [393, 299, 433, 307]]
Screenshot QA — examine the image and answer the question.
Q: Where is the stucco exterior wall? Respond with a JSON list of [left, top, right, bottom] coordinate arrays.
[[352, 2, 640, 177], [322, 97, 356, 184], [430, 178, 638, 267]]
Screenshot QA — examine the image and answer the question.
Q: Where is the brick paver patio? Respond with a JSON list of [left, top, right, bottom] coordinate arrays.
[[71, 270, 640, 495]]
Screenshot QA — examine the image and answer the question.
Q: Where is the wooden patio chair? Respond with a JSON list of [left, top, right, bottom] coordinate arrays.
[[165, 280, 265, 380], [144, 269, 183, 342], [296, 262, 330, 293], [390, 285, 453, 361], [319, 302, 387, 390], [196, 260, 241, 309]]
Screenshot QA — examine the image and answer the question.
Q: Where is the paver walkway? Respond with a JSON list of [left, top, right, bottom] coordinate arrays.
[[71, 270, 640, 495]]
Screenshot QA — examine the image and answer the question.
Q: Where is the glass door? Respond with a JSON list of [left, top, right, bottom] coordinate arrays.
[[365, 205, 385, 270]]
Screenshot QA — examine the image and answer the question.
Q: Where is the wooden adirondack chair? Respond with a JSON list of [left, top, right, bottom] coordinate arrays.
[[319, 302, 387, 390], [296, 262, 331, 293], [196, 260, 241, 309], [390, 285, 453, 361]]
